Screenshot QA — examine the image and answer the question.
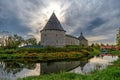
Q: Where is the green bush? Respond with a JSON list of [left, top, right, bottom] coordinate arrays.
[[0, 49, 17, 54]]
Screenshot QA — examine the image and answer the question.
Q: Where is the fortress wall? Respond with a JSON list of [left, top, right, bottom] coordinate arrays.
[[41, 30, 66, 47], [65, 35, 79, 45]]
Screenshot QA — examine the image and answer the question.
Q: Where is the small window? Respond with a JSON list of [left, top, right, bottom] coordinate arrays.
[[56, 34, 58, 36]]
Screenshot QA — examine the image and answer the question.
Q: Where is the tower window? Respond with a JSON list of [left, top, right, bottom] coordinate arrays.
[[44, 34, 47, 36]]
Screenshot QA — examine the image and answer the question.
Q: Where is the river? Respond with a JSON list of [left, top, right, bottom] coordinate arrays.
[[0, 55, 119, 80]]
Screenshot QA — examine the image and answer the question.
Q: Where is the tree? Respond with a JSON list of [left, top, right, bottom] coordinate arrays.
[[100, 43, 104, 46], [117, 28, 120, 47], [106, 44, 109, 46], [38, 41, 41, 45], [25, 37, 37, 45], [5, 34, 24, 49], [91, 43, 95, 47]]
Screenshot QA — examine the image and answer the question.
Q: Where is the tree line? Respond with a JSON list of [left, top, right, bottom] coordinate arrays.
[[0, 34, 38, 49]]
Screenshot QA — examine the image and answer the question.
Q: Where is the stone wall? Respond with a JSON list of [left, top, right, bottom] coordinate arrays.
[[41, 30, 66, 47], [65, 35, 79, 45], [41, 30, 88, 47], [79, 39, 88, 46]]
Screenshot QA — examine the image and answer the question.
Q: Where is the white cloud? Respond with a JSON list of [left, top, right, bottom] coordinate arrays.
[[87, 36, 108, 42]]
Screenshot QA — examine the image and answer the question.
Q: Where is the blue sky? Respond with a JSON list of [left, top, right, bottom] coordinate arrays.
[[0, 0, 120, 44]]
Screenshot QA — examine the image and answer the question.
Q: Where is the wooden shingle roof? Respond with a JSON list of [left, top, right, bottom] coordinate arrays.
[[42, 12, 65, 32]]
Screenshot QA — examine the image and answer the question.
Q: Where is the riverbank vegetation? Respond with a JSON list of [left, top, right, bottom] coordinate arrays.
[[18, 58, 120, 80], [0, 46, 100, 62], [109, 50, 120, 56]]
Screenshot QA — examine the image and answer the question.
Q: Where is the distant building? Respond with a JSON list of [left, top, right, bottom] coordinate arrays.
[[40, 12, 88, 47], [100, 45, 119, 50]]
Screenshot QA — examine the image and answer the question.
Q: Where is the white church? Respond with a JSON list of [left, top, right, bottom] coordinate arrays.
[[40, 12, 88, 47]]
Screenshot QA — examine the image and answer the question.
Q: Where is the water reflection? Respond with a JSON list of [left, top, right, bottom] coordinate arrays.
[[0, 55, 119, 80], [70, 56, 119, 74], [40, 61, 83, 74], [15, 63, 40, 78], [0, 62, 40, 80]]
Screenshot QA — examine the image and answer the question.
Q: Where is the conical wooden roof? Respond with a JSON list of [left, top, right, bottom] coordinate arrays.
[[78, 32, 88, 41], [42, 12, 65, 31]]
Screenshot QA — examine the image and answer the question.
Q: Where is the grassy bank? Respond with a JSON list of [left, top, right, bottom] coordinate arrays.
[[0, 52, 84, 62], [18, 59, 120, 80], [0, 46, 100, 62]]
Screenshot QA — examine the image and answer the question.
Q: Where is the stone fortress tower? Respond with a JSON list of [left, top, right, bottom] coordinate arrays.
[[40, 12, 66, 47], [40, 12, 88, 47], [78, 32, 88, 46]]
